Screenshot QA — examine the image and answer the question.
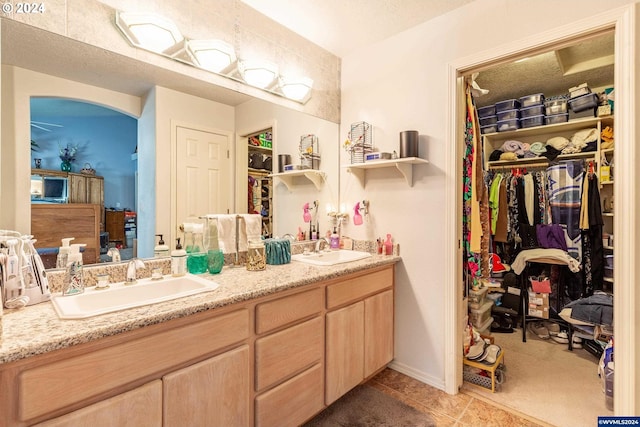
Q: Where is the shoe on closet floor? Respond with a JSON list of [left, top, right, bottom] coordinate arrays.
[[543, 321, 561, 336], [466, 340, 487, 360], [572, 335, 583, 348], [527, 321, 550, 339], [551, 331, 569, 344], [481, 344, 502, 365]]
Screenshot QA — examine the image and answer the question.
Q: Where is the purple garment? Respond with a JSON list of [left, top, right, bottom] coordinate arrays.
[[536, 224, 567, 251]]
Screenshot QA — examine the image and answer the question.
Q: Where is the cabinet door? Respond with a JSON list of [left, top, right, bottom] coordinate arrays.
[[325, 301, 364, 405], [68, 174, 87, 203], [163, 345, 250, 427], [86, 176, 104, 206], [33, 380, 162, 427], [364, 290, 394, 377]]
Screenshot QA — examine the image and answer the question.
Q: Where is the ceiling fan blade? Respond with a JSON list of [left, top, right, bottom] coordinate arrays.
[[30, 123, 51, 132], [31, 121, 64, 128]]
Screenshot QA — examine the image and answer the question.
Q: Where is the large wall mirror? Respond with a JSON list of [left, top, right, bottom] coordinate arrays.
[[1, 18, 339, 267]]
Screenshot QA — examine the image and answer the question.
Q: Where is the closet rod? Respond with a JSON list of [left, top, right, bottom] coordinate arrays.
[[488, 162, 549, 170]]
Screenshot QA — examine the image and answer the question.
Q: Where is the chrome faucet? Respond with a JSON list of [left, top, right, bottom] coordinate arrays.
[[126, 258, 146, 284], [315, 237, 331, 253], [107, 247, 121, 263]]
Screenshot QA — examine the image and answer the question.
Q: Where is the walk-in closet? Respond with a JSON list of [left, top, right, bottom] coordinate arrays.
[[460, 30, 615, 426]]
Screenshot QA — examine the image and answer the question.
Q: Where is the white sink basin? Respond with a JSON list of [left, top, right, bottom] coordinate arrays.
[[291, 250, 372, 266], [51, 274, 220, 319]]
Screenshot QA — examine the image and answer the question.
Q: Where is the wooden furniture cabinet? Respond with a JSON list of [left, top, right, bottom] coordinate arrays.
[[325, 268, 395, 405], [0, 265, 395, 427], [164, 345, 250, 427], [105, 209, 126, 248], [68, 173, 104, 226], [32, 381, 162, 427]]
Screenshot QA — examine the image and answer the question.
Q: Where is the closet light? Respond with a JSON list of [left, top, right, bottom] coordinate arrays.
[[238, 60, 279, 89], [279, 77, 313, 102], [116, 11, 184, 54], [186, 39, 237, 73]]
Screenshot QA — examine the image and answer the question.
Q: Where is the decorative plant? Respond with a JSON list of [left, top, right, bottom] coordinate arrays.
[[59, 142, 78, 163]]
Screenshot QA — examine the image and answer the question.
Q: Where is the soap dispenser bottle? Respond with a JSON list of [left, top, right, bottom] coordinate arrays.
[[330, 228, 340, 250], [384, 234, 393, 255], [154, 234, 170, 258], [56, 237, 74, 269], [63, 243, 86, 295], [171, 238, 187, 277]]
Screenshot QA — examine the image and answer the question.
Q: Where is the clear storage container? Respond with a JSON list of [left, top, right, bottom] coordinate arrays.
[[519, 93, 545, 108], [544, 98, 568, 115], [469, 300, 494, 327], [481, 124, 498, 134], [479, 115, 497, 127], [520, 104, 545, 118], [545, 113, 569, 124], [569, 93, 598, 113], [478, 105, 496, 118], [497, 119, 520, 132], [497, 109, 519, 121], [520, 115, 545, 129], [495, 99, 520, 113]]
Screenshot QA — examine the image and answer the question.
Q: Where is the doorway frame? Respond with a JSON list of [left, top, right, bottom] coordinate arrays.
[[444, 4, 637, 414]]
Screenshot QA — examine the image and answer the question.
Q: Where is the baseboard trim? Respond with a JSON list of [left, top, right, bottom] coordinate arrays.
[[387, 360, 446, 391]]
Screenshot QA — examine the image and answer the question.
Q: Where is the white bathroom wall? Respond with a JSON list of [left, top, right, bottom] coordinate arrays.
[[235, 98, 339, 238], [148, 86, 235, 257], [340, 0, 636, 389]]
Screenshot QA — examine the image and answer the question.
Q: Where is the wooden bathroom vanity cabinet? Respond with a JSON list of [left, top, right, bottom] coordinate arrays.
[[0, 263, 395, 427]]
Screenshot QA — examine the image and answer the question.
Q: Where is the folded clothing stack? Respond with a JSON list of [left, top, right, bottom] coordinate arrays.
[[264, 238, 291, 265]]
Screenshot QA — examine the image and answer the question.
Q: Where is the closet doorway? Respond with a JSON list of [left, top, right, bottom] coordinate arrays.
[[446, 6, 636, 424]]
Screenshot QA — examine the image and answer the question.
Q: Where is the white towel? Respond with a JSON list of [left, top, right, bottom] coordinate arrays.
[[216, 215, 237, 254], [239, 214, 262, 243]]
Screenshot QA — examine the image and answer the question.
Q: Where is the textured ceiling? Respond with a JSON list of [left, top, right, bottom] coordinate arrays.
[[240, 0, 476, 57], [473, 32, 615, 107]]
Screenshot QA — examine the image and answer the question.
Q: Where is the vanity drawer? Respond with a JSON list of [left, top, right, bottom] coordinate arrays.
[[326, 266, 393, 309], [255, 316, 323, 392], [18, 309, 249, 422], [255, 287, 323, 334]]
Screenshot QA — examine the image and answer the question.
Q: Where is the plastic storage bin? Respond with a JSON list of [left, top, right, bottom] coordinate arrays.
[[569, 93, 598, 112], [481, 124, 498, 134], [497, 119, 520, 132], [519, 93, 545, 108], [495, 99, 520, 113], [545, 113, 569, 124], [520, 115, 545, 129], [605, 255, 614, 268], [497, 109, 519, 121], [468, 286, 488, 309], [545, 98, 568, 115], [520, 105, 545, 118], [479, 115, 497, 127], [469, 300, 494, 327], [478, 105, 496, 118]]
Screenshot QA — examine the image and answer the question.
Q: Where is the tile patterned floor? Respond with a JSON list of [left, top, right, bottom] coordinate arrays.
[[368, 368, 550, 427]]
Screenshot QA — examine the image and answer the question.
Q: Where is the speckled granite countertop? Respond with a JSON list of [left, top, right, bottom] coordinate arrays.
[[0, 255, 400, 365]]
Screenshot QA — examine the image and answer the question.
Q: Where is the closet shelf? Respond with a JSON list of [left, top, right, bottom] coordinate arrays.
[[270, 170, 326, 191], [604, 277, 614, 283], [343, 157, 429, 187], [487, 151, 597, 169], [604, 245, 614, 250], [603, 212, 614, 217], [482, 115, 613, 139], [601, 181, 614, 185]]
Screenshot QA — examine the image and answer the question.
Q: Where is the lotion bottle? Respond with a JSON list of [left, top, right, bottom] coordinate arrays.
[[64, 244, 86, 295], [154, 234, 170, 258], [56, 237, 74, 269], [330, 228, 340, 250]]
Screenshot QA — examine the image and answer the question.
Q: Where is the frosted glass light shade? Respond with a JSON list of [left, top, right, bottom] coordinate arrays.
[[186, 39, 236, 73], [116, 12, 184, 54], [279, 77, 313, 102], [239, 60, 279, 89]]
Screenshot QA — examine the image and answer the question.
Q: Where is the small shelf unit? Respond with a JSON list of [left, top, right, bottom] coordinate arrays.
[[270, 170, 326, 191], [343, 157, 429, 187]]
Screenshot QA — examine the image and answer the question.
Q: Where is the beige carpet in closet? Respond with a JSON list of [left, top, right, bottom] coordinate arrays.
[[462, 328, 611, 427]]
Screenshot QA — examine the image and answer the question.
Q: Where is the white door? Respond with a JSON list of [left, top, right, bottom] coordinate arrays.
[[175, 125, 231, 226]]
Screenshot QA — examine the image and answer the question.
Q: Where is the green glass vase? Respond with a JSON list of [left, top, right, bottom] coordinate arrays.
[[61, 160, 72, 172]]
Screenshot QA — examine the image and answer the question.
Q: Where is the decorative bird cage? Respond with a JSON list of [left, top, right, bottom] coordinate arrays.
[[348, 121, 373, 164], [299, 134, 320, 169]]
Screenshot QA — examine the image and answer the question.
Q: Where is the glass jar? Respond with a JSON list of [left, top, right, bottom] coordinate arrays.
[[246, 239, 266, 271], [186, 224, 207, 274]]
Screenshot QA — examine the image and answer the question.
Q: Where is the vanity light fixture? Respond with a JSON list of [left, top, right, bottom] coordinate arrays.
[[238, 59, 279, 89], [115, 11, 184, 54], [279, 76, 314, 102], [186, 39, 237, 73]]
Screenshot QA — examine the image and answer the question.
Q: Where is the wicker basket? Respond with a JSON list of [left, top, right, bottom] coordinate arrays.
[[80, 163, 96, 175]]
